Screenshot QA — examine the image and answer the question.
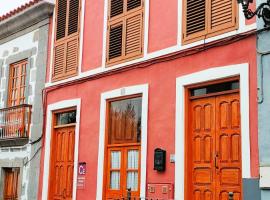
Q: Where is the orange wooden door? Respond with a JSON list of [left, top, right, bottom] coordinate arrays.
[[106, 146, 141, 199], [215, 93, 242, 200], [188, 92, 242, 200], [4, 168, 19, 200], [49, 125, 75, 200]]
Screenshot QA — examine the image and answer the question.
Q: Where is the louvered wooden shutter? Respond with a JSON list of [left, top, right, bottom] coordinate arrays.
[[183, 0, 238, 44], [183, 0, 207, 43], [209, 0, 237, 33], [107, 0, 143, 65], [56, 0, 67, 40], [53, 0, 80, 81]]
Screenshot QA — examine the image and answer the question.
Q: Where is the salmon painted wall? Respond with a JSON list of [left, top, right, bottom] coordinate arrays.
[[39, 36, 258, 199], [81, 0, 104, 71], [147, 0, 178, 53]]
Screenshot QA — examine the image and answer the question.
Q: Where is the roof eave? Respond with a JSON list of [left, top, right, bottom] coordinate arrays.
[[0, 1, 54, 40]]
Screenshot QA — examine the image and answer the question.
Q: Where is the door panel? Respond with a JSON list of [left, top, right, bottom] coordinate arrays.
[[188, 92, 242, 200], [190, 97, 216, 200], [216, 93, 242, 200], [49, 126, 75, 200], [106, 148, 123, 199], [105, 146, 140, 199]]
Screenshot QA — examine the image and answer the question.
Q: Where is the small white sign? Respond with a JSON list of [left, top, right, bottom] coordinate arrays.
[[170, 154, 175, 163]]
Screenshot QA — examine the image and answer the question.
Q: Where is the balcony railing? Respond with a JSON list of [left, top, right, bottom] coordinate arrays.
[[0, 104, 32, 140]]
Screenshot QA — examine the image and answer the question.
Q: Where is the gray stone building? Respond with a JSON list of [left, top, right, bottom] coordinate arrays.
[[0, 1, 53, 199]]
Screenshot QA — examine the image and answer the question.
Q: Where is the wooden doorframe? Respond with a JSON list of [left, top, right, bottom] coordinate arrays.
[[175, 63, 251, 200], [184, 77, 241, 200], [41, 99, 81, 200], [48, 108, 77, 199], [102, 94, 142, 199]]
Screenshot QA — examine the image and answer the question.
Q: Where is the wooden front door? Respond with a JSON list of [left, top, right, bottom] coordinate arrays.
[[3, 168, 19, 200], [49, 110, 76, 200], [188, 92, 242, 200]]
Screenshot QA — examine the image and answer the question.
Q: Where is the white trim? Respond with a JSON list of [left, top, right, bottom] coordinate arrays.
[[101, 0, 109, 68], [41, 99, 81, 200], [78, 0, 86, 73], [175, 63, 251, 200], [48, 0, 86, 82], [177, 0, 182, 45], [143, 0, 150, 58], [96, 84, 149, 200]]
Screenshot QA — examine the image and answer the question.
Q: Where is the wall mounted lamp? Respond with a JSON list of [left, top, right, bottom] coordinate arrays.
[[237, 0, 270, 27]]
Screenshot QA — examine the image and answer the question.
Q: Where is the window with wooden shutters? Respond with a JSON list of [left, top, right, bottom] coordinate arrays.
[[52, 0, 81, 81], [182, 0, 238, 44], [107, 0, 144, 65]]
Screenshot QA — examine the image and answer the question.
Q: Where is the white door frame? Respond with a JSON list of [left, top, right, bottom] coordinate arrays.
[[175, 63, 251, 200], [41, 99, 81, 200]]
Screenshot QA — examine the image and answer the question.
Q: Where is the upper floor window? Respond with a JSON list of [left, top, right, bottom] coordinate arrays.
[[182, 0, 238, 44], [106, 0, 144, 66], [52, 0, 81, 82], [8, 60, 27, 107]]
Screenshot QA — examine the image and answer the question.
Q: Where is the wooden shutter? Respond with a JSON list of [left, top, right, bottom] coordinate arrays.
[[183, 0, 238, 44], [107, 0, 144, 65], [209, 0, 237, 33], [52, 0, 81, 82], [183, 0, 207, 42], [125, 11, 143, 59]]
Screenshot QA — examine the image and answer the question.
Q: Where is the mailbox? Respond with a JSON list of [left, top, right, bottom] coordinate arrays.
[[154, 148, 166, 172]]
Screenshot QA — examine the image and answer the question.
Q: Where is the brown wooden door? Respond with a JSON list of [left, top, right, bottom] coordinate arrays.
[[105, 146, 141, 199], [188, 92, 242, 200], [3, 168, 19, 200], [49, 125, 75, 200]]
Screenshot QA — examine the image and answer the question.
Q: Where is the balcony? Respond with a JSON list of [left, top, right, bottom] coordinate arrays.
[[0, 104, 32, 147]]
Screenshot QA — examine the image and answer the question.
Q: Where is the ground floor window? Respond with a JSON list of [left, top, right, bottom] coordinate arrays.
[[104, 96, 142, 199]]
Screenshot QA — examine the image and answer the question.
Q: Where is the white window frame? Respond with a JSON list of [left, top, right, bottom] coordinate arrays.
[[96, 84, 149, 199]]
